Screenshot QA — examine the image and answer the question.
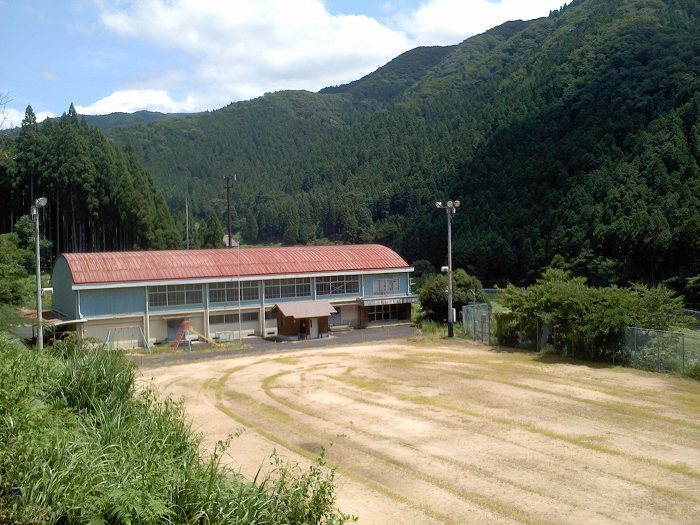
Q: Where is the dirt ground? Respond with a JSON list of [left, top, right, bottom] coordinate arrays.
[[141, 339, 700, 524]]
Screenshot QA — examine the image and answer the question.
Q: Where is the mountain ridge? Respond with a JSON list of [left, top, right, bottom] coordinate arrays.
[[43, 0, 700, 297]]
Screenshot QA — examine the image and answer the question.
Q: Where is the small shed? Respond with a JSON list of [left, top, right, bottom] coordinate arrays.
[[271, 300, 337, 340]]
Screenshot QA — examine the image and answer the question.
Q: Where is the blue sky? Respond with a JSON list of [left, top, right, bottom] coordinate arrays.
[[1, 0, 568, 128]]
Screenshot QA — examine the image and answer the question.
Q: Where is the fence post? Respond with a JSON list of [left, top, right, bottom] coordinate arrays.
[[657, 331, 661, 372], [682, 333, 685, 374]]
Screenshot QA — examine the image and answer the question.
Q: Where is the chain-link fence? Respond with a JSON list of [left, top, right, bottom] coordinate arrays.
[[491, 313, 552, 352], [623, 327, 700, 374], [685, 309, 700, 331], [462, 303, 491, 344], [463, 308, 700, 376]]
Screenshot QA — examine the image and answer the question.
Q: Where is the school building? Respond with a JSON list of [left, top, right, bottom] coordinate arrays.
[[51, 244, 417, 348]]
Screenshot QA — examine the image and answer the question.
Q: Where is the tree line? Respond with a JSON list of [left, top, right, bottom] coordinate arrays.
[[0, 105, 181, 265]]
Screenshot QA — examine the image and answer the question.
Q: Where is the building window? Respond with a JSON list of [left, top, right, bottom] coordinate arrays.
[[149, 288, 167, 307], [316, 275, 360, 296], [185, 285, 202, 304], [372, 278, 400, 296], [265, 278, 311, 299], [265, 311, 277, 321], [368, 304, 400, 321], [149, 284, 202, 307], [209, 281, 259, 303], [210, 312, 259, 324]]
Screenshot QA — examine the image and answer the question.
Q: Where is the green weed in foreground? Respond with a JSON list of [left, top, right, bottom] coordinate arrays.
[[0, 333, 354, 524], [416, 320, 449, 338]]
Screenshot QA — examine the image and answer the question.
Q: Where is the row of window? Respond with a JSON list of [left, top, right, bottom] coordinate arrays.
[[368, 303, 402, 321], [209, 311, 277, 325], [210, 312, 260, 324], [373, 279, 400, 296], [316, 275, 360, 296], [149, 284, 203, 307], [209, 281, 260, 302], [265, 278, 312, 299], [148, 276, 401, 307]]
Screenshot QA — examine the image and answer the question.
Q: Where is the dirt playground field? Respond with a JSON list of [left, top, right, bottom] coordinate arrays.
[[141, 339, 700, 524]]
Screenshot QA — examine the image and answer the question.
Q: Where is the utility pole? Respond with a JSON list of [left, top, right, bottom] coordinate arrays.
[[436, 200, 461, 338], [224, 176, 232, 248], [185, 196, 190, 249]]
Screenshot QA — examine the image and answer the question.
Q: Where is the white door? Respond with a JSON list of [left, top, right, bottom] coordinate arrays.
[[309, 318, 318, 338]]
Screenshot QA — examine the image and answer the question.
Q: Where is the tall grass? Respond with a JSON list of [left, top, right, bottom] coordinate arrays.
[[0, 333, 354, 524], [416, 320, 449, 338]]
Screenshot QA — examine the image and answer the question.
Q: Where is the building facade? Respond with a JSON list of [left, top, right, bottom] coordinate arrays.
[[52, 244, 417, 348]]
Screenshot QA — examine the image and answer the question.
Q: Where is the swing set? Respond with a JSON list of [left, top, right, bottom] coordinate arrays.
[[103, 325, 151, 352]]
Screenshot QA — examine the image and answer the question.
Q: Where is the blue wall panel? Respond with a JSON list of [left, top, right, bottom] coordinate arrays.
[[51, 257, 77, 318], [362, 273, 409, 297], [81, 288, 145, 317]]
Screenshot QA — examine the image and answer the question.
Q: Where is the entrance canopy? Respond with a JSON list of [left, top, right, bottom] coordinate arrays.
[[271, 300, 336, 320], [357, 295, 419, 307], [22, 308, 87, 328]]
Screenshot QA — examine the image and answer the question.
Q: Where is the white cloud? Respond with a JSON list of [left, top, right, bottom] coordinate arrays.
[[84, 0, 567, 115], [1, 107, 55, 130], [75, 89, 199, 114], [396, 0, 569, 45]]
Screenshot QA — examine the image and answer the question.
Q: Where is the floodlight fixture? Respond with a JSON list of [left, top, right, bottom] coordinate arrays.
[[36, 197, 47, 207]]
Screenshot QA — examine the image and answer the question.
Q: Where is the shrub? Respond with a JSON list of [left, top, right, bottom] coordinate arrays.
[[686, 362, 700, 379], [499, 268, 689, 361]]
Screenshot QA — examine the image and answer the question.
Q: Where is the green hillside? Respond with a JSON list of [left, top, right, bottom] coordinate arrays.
[[83, 110, 194, 132], [105, 0, 700, 298]]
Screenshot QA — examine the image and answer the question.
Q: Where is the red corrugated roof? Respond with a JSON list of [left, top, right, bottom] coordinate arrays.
[[60, 244, 411, 285]]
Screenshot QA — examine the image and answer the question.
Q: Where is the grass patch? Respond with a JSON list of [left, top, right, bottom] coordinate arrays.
[[416, 320, 449, 338], [0, 333, 353, 524], [338, 367, 400, 392]]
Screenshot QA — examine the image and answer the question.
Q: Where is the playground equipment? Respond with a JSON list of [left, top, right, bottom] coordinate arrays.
[[103, 325, 151, 352], [171, 319, 222, 351]]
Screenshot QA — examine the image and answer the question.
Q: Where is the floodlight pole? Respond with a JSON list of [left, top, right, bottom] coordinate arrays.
[[225, 176, 232, 248], [436, 199, 461, 338], [237, 241, 241, 342], [32, 197, 47, 351]]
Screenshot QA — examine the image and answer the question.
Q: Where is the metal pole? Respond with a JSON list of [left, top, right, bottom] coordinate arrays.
[[682, 333, 685, 374], [472, 288, 477, 340], [185, 196, 190, 249], [447, 207, 454, 338], [225, 176, 232, 248], [435, 200, 460, 338], [237, 242, 242, 343], [33, 200, 44, 351]]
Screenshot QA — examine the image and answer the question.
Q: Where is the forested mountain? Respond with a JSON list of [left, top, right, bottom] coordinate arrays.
[[103, 0, 700, 298], [4, 0, 699, 300], [83, 110, 193, 132], [0, 105, 180, 263]]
